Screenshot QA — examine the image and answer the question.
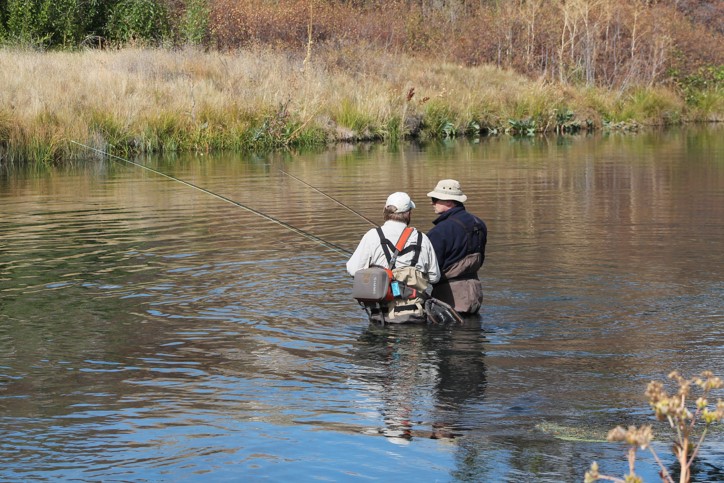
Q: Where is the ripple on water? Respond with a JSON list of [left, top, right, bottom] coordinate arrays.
[[2, 134, 723, 481]]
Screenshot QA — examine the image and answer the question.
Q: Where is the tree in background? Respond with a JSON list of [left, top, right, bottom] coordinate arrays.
[[0, 0, 105, 48], [0, 0, 180, 47], [205, 0, 721, 89], [3, 0, 46, 46], [0, 0, 719, 92]]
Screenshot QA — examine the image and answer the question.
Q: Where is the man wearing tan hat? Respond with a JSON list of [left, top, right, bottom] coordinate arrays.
[[426, 179, 487, 314], [347, 192, 440, 323]]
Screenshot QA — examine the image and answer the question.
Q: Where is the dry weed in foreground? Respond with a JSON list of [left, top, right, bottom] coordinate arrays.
[[586, 371, 724, 483]]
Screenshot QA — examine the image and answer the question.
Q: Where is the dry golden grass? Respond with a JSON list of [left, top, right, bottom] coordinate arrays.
[[0, 45, 716, 164]]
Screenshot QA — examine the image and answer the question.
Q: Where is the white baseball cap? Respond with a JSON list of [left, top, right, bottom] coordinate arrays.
[[385, 192, 416, 213]]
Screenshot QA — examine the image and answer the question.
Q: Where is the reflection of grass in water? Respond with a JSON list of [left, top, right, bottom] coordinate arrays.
[[535, 421, 608, 443], [538, 417, 724, 444]]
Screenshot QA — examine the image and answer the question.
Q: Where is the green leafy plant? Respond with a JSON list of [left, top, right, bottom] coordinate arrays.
[[181, 0, 210, 46], [251, 101, 294, 148], [1, 0, 103, 48], [46, 0, 102, 47], [106, 0, 170, 46], [586, 371, 724, 483], [3, 0, 51, 47], [422, 101, 458, 140], [673, 66, 724, 104], [441, 120, 457, 138], [506, 118, 536, 136], [466, 120, 481, 136], [553, 109, 582, 134]]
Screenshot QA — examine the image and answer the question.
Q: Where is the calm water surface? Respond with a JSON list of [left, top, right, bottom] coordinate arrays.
[[1, 127, 723, 482]]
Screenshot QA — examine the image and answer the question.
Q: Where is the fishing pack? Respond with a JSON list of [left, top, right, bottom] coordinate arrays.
[[352, 227, 429, 324], [352, 266, 421, 303], [352, 266, 393, 302], [352, 227, 418, 303]]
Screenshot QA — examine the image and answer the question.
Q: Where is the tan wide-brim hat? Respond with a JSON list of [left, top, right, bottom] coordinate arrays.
[[427, 179, 467, 203]]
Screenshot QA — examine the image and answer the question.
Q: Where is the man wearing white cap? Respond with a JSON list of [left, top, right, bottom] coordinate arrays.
[[426, 179, 487, 314], [347, 192, 440, 323]]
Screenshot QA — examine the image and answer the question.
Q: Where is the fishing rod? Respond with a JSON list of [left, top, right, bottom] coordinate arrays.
[[279, 169, 377, 227], [71, 141, 352, 257]]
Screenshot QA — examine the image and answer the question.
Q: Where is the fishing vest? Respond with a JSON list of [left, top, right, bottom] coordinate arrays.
[[374, 227, 430, 323], [351, 227, 465, 324]]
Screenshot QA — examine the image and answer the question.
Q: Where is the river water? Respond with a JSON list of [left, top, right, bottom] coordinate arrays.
[[1, 127, 723, 482]]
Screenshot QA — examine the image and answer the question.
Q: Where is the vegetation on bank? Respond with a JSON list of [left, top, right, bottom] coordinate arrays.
[[1, 1, 721, 85], [0, 0, 722, 165], [0, 46, 721, 166]]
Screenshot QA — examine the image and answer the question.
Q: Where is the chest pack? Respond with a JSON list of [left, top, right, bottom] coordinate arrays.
[[351, 227, 422, 303]]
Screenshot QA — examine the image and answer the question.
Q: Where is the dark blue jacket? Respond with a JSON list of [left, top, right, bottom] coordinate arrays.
[[428, 205, 487, 272]]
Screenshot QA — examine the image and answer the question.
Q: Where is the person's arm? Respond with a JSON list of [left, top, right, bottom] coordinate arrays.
[[346, 230, 373, 276], [427, 226, 447, 270], [421, 234, 441, 284], [479, 219, 488, 264]]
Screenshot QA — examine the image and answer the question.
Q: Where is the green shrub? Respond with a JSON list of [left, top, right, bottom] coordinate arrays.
[[180, 0, 210, 46], [48, 0, 103, 47], [4, 0, 49, 47], [423, 101, 458, 139], [1, 0, 104, 48], [106, 0, 170, 46], [0, 6, 6, 41]]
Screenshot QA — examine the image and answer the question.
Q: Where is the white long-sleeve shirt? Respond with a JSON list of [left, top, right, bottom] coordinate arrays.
[[346, 220, 441, 283]]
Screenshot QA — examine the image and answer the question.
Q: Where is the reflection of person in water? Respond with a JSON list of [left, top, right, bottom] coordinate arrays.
[[427, 320, 488, 439], [352, 318, 487, 443]]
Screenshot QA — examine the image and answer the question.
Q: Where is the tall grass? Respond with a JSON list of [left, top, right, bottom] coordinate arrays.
[[0, 45, 720, 165]]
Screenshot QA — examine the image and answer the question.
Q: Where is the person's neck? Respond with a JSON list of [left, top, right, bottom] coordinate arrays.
[[384, 219, 408, 226]]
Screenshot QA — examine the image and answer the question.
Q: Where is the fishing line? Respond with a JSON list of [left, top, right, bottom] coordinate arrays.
[[71, 141, 352, 257], [279, 169, 377, 227]]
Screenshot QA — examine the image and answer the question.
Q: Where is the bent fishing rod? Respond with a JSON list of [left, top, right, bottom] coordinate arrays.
[[71, 141, 352, 257]]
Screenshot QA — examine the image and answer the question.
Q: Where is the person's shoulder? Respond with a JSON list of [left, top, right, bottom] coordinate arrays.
[[361, 226, 381, 239], [458, 208, 484, 223], [468, 211, 486, 225], [418, 230, 434, 243]]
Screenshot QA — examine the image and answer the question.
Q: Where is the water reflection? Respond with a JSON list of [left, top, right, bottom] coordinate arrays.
[[351, 318, 487, 443], [1, 127, 723, 481]]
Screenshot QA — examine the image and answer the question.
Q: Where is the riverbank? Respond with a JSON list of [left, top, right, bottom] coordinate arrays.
[[0, 46, 721, 165]]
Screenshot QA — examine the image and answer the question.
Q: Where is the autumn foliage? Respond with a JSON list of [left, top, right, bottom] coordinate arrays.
[[0, 0, 720, 89], [205, 0, 722, 89]]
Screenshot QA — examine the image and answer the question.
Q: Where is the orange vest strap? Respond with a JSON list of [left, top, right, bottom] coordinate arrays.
[[395, 227, 414, 252]]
